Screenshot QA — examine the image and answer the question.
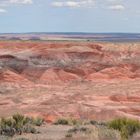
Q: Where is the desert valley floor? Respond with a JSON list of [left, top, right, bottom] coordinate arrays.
[[0, 40, 140, 122]]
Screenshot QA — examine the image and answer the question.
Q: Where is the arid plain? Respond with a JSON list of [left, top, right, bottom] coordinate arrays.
[[0, 39, 140, 123]]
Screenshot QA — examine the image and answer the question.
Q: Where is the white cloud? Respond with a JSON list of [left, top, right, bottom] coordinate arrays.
[[106, 0, 123, 4], [106, 0, 120, 2], [51, 0, 125, 10], [108, 5, 125, 10], [0, 0, 33, 13], [51, 0, 95, 8], [9, 0, 33, 4], [52, 1, 80, 7], [0, 0, 33, 5], [0, 8, 7, 13]]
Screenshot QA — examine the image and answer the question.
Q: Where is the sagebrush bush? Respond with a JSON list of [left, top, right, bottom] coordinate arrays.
[[68, 126, 91, 134], [23, 124, 37, 134], [108, 118, 140, 139], [54, 118, 82, 126], [32, 117, 44, 126], [0, 113, 43, 137], [54, 118, 69, 125], [65, 133, 73, 138], [0, 118, 15, 136], [15, 138, 29, 140], [90, 120, 97, 125], [12, 114, 27, 135]]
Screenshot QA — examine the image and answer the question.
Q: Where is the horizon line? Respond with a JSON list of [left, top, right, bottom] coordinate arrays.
[[0, 32, 140, 34]]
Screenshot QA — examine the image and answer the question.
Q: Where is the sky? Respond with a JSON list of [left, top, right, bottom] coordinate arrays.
[[0, 0, 140, 33]]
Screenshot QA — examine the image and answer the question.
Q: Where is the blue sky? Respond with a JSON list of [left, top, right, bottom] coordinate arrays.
[[0, 0, 140, 33]]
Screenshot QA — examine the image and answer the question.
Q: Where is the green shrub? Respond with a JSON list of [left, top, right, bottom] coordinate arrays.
[[12, 114, 26, 134], [65, 133, 73, 138], [12, 114, 25, 124], [90, 120, 98, 125], [14, 138, 29, 140], [90, 120, 107, 126], [0, 113, 43, 137], [32, 117, 44, 126], [80, 127, 90, 133], [68, 127, 79, 134], [54, 118, 69, 125], [70, 119, 82, 126], [108, 118, 140, 139], [0, 118, 14, 129], [0, 118, 15, 136], [68, 126, 91, 134], [22, 117, 32, 125], [23, 124, 37, 134], [54, 118, 82, 126]]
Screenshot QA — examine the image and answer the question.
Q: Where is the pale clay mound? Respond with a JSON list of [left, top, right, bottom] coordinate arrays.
[[0, 41, 139, 122]]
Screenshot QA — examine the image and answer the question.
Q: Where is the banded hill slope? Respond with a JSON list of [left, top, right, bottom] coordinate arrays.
[[0, 41, 139, 122]]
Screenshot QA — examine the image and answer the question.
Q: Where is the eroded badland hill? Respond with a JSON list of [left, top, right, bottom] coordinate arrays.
[[0, 41, 140, 122]]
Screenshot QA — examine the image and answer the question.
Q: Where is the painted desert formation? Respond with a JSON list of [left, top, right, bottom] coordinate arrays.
[[0, 41, 140, 122]]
